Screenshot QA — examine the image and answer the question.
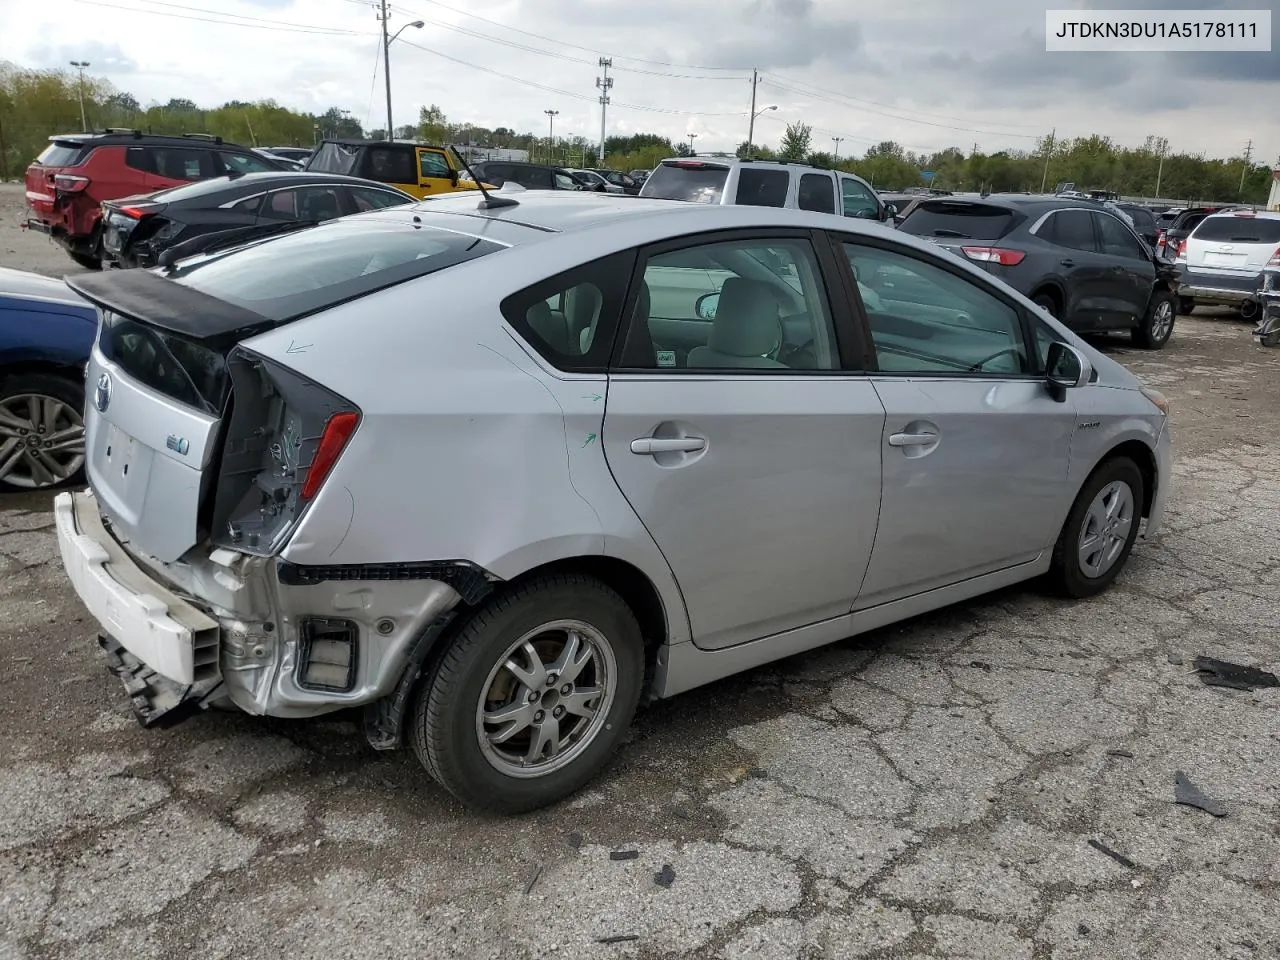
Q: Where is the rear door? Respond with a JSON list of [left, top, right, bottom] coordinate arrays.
[[603, 228, 885, 650], [836, 235, 1077, 607]]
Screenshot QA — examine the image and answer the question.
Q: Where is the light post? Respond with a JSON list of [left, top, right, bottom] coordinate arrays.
[[545, 109, 559, 163], [69, 61, 90, 131], [831, 136, 844, 162], [747, 104, 776, 154], [381, 7, 424, 140], [687, 133, 697, 154]]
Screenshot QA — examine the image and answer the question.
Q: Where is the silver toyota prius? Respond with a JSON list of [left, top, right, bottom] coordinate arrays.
[[56, 190, 1171, 813]]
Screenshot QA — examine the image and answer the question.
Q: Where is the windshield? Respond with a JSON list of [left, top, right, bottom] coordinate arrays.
[[167, 218, 505, 321], [1192, 216, 1280, 244], [641, 162, 729, 203], [898, 201, 1019, 240]]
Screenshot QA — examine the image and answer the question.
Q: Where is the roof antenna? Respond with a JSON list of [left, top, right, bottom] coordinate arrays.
[[450, 145, 519, 210]]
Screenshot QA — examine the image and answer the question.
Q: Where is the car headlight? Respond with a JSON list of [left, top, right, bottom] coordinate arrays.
[[1140, 386, 1169, 415]]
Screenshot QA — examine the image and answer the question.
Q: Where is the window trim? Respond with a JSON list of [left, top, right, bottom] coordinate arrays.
[[609, 227, 870, 376], [827, 230, 1045, 380]]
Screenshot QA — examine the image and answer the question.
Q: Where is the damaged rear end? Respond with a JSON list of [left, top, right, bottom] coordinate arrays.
[[57, 216, 505, 727]]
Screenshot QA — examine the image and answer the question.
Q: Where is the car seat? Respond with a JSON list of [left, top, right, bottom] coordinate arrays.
[[686, 278, 785, 368]]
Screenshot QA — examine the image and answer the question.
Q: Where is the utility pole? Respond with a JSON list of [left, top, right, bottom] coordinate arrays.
[[544, 109, 558, 164], [831, 136, 844, 162], [688, 133, 697, 154], [1154, 136, 1168, 198], [596, 58, 613, 163], [747, 68, 759, 154], [1039, 128, 1055, 194], [69, 61, 90, 131], [1239, 138, 1253, 197], [376, 2, 423, 140]]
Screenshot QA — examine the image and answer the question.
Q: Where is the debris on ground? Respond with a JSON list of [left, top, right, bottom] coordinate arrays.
[[1078, 923, 1091, 936], [609, 849, 639, 861], [1087, 838, 1137, 869], [1106, 749, 1135, 759], [1174, 771, 1228, 817], [597, 934, 640, 945], [524, 864, 542, 895], [1192, 657, 1280, 691], [1166, 653, 1184, 666], [969, 660, 993, 671], [654, 863, 676, 888], [567, 831, 583, 849]]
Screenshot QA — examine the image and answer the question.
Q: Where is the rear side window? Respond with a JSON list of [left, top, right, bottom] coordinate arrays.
[[512, 166, 554, 189], [36, 142, 87, 167], [899, 201, 1017, 240], [477, 164, 508, 183], [500, 251, 635, 370], [642, 162, 728, 203], [798, 173, 835, 214], [735, 169, 788, 207], [1173, 212, 1208, 232], [124, 146, 152, 173], [167, 219, 504, 322], [151, 148, 219, 181], [1192, 216, 1280, 244], [363, 147, 416, 184]]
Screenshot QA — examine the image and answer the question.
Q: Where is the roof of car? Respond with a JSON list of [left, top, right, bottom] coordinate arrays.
[[1200, 208, 1280, 220], [0, 267, 94, 309], [911, 194, 1120, 214], [50, 131, 244, 148]]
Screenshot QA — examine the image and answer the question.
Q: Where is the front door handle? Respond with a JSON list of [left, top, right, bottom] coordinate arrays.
[[888, 431, 938, 447], [630, 436, 706, 455], [1060, 259, 1075, 267]]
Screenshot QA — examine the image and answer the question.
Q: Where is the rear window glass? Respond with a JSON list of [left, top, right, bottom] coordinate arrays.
[[99, 311, 232, 414], [36, 142, 87, 167], [643, 162, 728, 203], [1191, 216, 1280, 244], [166, 219, 504, 321], [898, 202, 1018, 240], [735, 169, 788, 207]]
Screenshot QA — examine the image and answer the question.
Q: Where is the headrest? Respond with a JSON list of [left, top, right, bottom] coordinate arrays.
[[707, 277, 782, 357]]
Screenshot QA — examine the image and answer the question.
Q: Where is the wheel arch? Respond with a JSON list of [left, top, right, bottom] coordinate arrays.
[[1091, 438, 1158, 519], [1030, 281, 1066, 316]]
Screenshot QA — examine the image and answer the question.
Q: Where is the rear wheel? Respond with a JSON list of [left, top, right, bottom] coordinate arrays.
[[67, 251, 101, 271], [1032, 291, 1061, 319], [1131, 291, 1175, 349], [1047, 457, 1145, 599], [0, 374, 87, 493], [411, 574, 644, 813]]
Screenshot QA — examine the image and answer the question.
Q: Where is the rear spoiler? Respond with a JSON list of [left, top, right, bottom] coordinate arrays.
[[65, 270, 274, 342]]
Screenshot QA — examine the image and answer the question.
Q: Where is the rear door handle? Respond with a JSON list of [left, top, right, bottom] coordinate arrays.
[[888, 431, 938, 447], [630, 437, 706, 455], [1060, 259, 1075, 267]]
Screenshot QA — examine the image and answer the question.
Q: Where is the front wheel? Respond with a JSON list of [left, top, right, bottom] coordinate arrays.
[[1132, 291, 1175, 349], [1047, 457, 1145, 599], [411, 575, 644, 813]]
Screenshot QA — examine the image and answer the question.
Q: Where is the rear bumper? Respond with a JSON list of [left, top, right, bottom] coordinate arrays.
[[1178, 264, 1262, 303]]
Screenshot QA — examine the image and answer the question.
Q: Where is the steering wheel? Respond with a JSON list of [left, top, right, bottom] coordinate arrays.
[[967, 346, 1024, 373]]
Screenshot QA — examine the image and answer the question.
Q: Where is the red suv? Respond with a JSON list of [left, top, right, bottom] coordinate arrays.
[[24, 130, 286, 269]]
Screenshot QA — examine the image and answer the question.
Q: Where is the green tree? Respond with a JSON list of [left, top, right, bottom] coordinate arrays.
[[418, 104, 448, 144], [778, 121, 812, 161]]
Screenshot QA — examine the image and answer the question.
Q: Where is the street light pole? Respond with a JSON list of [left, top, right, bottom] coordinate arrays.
[[378, 1, 423, 140], [545, 109, 559, 163], [69, 61, 90, 131], [747, 104, 777, 154], [688, 133, 697, 154], [831, 136, 844, 162]]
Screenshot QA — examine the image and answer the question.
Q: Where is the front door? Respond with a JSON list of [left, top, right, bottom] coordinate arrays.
[[837, 237, 1077, 607], [1093, 211, 1157, 323], [416, 147, 456, 195], [603, 230, 885, 650]]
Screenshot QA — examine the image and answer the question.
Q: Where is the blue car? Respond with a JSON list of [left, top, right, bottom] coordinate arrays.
[[0, 267, 97, 492]]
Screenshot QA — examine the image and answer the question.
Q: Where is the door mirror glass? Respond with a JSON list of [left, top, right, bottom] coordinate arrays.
[[696, 291, 719, 320], [1045, 341, 1092, 389], [884, 202, 898, 218]]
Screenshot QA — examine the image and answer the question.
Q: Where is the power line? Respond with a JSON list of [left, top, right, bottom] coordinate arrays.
[[73, 0, 367, 36]]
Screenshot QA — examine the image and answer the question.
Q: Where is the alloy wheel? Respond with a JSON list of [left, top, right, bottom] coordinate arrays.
[[1149, 300, 1174, 343], [1077, 480, 1135, 578], [0, 394, 86, 489]]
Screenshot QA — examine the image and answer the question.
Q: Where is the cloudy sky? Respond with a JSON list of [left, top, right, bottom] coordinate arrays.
[[2, 0, 1276, 162]]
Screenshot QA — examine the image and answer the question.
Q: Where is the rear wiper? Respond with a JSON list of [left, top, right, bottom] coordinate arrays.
[[931, 229, 970, 238], [158, 219, 319, 269]]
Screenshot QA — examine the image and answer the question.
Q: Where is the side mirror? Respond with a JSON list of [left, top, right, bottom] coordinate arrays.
[[449, 169, 460, 186], [1045, 341, 1092, 402], [883, 202, 898, 220], [696, 292, 719, 321]]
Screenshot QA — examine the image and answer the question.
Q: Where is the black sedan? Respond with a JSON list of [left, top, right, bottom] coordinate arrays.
[[100, 172, 415, 268]]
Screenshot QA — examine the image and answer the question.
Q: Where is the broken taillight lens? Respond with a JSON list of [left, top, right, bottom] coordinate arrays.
[[53, 174, 90, 192], [301, 412, 359, 500]]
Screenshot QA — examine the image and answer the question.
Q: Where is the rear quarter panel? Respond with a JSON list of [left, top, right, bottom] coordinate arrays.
[[0, 298, 98, 369]]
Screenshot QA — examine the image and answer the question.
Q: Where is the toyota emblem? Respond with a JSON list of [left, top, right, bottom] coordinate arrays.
[[94, 372, 112, 413]]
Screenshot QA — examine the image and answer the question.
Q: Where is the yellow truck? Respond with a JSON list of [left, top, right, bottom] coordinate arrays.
[[305, 139, 484, 200]]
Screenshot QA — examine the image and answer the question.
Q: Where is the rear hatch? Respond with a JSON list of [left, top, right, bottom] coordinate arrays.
[[896, 200, 1025, 269], [1183, 213, 1280, 279], [65, 215, 505, 563], [25, 138, 92, 221], [639, 159, 731, 204]]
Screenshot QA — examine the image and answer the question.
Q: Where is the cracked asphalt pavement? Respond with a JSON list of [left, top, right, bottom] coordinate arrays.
[[3, 191, 1280, 959]]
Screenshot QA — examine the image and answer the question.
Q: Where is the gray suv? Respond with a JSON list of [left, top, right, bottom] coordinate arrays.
[[640, 157, 893, 223]]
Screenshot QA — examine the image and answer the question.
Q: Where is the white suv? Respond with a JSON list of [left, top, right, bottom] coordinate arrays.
[[639, 157, 894, 223], [1177, 209, 1280, 318]]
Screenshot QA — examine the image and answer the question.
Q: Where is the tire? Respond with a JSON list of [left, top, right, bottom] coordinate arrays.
[[411, 574, 644, 813], [0, 373, 87, 493], [1131, 290, 1175, 349], [1177, 296, 1195, 316], [1032, 292, 1061, 319], [68, 251, 101, 271], [1047, 457, 1145, 599]]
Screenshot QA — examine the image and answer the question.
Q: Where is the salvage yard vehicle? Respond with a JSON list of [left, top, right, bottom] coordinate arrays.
[[304, 138, 485, 200], [23, 130, 289, 270], [57, 192, 1171, 813], [0, 268, 97, 491], [1176, 209, 1280, 320], [100, 172, 414, 269]]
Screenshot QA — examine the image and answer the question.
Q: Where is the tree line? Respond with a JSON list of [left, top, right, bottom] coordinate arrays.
[[1, 63, 1272, 205]]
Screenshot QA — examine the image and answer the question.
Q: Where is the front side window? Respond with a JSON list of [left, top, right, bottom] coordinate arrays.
[[500, 252, 634, 369], [418, 150, 451, 178], [619, 236, 839, 372], [840, 177, 879, 219], [843, 241, 1029, 376], [1095, 213, 1146, 260], [364, 147, 415, 184], [349, 187, 411, 211], [553, 172, 580, 190], [1044, 210, 1097, 252], [221, 151, 279, 175]]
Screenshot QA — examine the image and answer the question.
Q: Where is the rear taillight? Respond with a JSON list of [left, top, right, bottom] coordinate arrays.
[[1267, 246, 1280, 267], [1175, 239, 1187, 258], [301, 412, 360, 500], [118, 205, 153, 219], [960, 246, 1026, 266], [53, 174, 89, 192]]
